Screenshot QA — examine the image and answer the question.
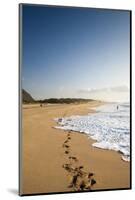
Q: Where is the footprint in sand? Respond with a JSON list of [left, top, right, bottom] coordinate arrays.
[[62, 163, 71, 171], [68, 174, 79, 188], [63, 162, 96, 191], [62, 144, 70, 148], [64, 144, 70, 148], [69, 156, 78, 162], [79, 166, 84, 169], [90, 179, 96, 186], [62, 130, 96, 191], [68, 170, 96, 191], [65, 150, 69, 154], [65, 162, 96, 191], [88, 172, 94, 178], [64, 139, 69, 144], [79, 180, 86, 190]]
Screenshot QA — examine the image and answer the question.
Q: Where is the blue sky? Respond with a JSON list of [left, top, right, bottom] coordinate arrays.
[[22, 5, 130, 101]]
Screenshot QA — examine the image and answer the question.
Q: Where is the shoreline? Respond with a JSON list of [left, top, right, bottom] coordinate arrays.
[[22, 101, 130, 194], [54, 102, 130, 163]]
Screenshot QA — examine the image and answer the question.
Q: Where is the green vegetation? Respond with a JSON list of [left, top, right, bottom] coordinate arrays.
[[38, 98, 94, 104], [22, 89, 95, 104]]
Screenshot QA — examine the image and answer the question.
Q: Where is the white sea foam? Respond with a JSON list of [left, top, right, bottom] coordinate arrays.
[[54, 103, 130, 162]]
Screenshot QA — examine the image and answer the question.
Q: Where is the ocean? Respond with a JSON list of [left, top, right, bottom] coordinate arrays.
[[54, 103, 130, 162]]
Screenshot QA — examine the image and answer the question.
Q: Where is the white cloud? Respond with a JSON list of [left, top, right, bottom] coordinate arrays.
[[77, 85, 129, 102], [78, 85, 129, 94]]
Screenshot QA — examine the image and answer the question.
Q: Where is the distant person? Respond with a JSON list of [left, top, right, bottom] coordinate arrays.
[[40, 104, 43, 107], [117, 105, 119, 110]]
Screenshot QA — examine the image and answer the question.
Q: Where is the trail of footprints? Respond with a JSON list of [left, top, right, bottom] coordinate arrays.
[[62, 131, 96, 191]]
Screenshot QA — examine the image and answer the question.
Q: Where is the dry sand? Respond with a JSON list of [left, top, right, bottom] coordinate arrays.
[[21, 101, 130, 195]]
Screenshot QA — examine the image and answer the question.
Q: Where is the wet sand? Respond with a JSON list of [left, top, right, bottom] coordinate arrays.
[[21, 101, 130, 195]]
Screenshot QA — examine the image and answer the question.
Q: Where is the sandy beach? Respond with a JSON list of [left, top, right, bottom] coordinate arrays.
[[21, 101, 130, 195]]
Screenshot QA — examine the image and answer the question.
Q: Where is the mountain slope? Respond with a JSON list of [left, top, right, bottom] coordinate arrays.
[[22, 89, 35, 103]]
